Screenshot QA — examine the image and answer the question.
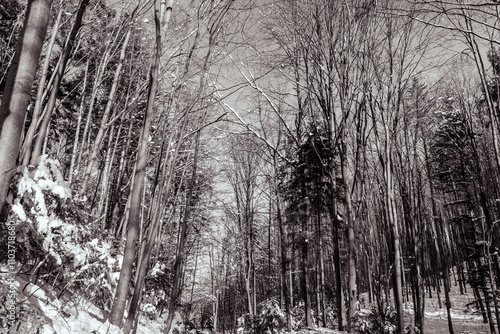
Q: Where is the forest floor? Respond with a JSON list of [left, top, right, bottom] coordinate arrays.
[[0, 270, 162, 334], [351, 277, 491, 333], [383, 279, 491, 333], [406, 284, 491, 334], [2, 269, 493, 334]]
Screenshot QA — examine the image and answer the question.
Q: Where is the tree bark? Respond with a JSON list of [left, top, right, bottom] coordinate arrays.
[[163, 128, 201, 334], [0, 0, 52, 215], [109, 8, 161, 329], [329, 170, 345, 331], [301, 219, 312, 327], [423, 137, 454, 334], [340, 128, 357, 333], [20, 3, 61, 166], [273, 148, 292, 331], [385, 143, 405, 334], [316, 211, 326, 327]]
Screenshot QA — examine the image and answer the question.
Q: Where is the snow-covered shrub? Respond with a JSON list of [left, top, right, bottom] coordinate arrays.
[[255, 298, 286, 334], [354, 306, 397, 334], [237, 299, 288, 334], [161, 311, 185, 334], [1, 156, 121, 312], [142, 303, 160, 320], [146, 262, 172, 315], [4, 156, 82, 264], [291, 301, 315, 329]]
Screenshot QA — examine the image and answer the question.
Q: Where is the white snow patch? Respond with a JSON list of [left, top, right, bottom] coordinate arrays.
[[18, 275, 161, 334], [12, 156, 95, 267], [31, 155, 71, 200], [8, 156, 167, 333], [11, 199, 28, 221], [150, 262, 165, 276]]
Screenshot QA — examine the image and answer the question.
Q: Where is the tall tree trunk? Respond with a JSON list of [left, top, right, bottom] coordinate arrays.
[[329, 169, 345, 331], [20, 3, 61, 166], [67, 58, 89, 186], [163, 128, 202, 334], [110, 113, 134, 231], [316, 210, 326, 327], [101, 120, 123, 224], [340, 132, 357, 333], [423, 137, 454, 334], [279, 202, 292, 331], [126, 107, 191, 331], [300, 180, 312, 328], [0, 0, 52, 215], [301, 221, 312, 327], [97, 122, 119, 219], [76, 54, 107, 171], [413, 172, 425, 333], [109, 8, 161, 328], [268, 198, 272, 299], [273, 150, 292, 331], [383, 128, 404, 334]]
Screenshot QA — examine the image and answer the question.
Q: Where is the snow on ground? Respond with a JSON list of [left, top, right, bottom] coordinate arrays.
[[15, 273, 163, 334], [8, 269, 492, 334], [402, 283, 483, 320], [356, 272, 492, 333], [296, 328, 344, 334], [404, 280, 490, 333], [2, 156, 179, 333], [416, 285, 490, 334]]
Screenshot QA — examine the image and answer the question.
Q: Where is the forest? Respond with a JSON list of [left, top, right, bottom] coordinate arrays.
[[1, 0, 500, 333]]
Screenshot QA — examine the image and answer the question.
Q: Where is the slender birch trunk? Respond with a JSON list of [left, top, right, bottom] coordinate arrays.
[[384, 131, 405, 334]]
